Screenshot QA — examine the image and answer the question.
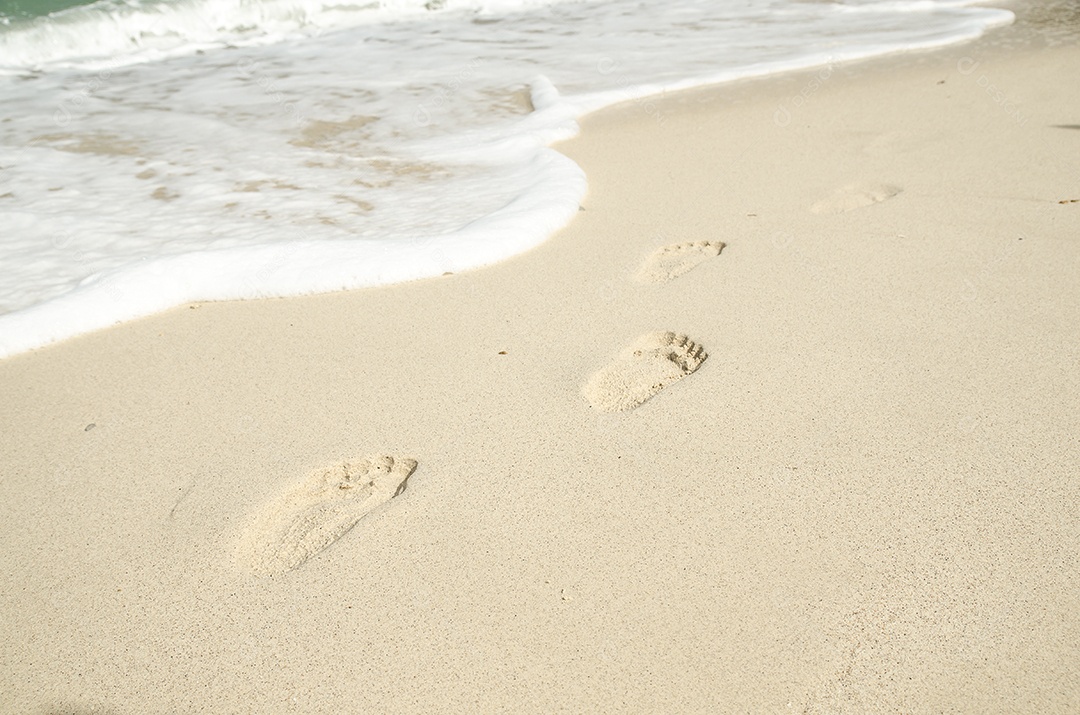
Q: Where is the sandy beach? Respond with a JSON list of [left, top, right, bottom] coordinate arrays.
[[2, 4, 1078, 712]]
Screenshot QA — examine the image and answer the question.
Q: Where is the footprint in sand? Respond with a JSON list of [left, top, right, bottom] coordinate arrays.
[[635, 241, 726, 284], [237, 454, 417, 576], [584, 331, 707, 412], [810, 183, 902, 214]]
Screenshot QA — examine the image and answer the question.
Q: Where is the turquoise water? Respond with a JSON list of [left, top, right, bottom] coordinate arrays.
[[0, 0, 97, 21]]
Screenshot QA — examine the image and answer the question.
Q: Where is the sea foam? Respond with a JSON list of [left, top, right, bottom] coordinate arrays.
[[0, 0, 1012, 358]]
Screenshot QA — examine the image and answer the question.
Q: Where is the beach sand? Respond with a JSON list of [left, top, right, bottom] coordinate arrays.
[[2, 7, 1078, 713]]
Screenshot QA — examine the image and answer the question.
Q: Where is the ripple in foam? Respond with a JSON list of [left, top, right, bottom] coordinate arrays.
[[0, 0, 1012, 358]]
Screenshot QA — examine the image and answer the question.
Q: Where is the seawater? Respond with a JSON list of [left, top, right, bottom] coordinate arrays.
[[0, 0, 1012, 358]]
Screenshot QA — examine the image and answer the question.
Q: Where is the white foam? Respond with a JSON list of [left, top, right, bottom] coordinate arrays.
[[0, 0, 1012, 358], [0, 0, 587, 70], [0, 148, 584, 358]]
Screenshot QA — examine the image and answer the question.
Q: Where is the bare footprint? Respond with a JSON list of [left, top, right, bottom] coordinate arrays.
[[810, 183, 902, 214], [236, 454, 417, 576], [584, 332, 707, 412], [635, 241, 726, 284]]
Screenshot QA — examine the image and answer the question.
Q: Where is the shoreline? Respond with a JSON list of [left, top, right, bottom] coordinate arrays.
[[3, 8, 1079, 713], [0, 2, 1019, 361]]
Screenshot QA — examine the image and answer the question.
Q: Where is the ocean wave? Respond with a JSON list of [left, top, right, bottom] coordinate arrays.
[[0, 0, 582, 69]]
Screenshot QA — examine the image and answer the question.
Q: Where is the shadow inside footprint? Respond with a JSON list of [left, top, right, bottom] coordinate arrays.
[[635, 241, 725, 284], [236, 454, 417, 577], [584, 332, 707, 412]]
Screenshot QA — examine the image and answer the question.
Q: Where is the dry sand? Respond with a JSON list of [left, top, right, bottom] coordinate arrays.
[[1, 6, 1078, 713]]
